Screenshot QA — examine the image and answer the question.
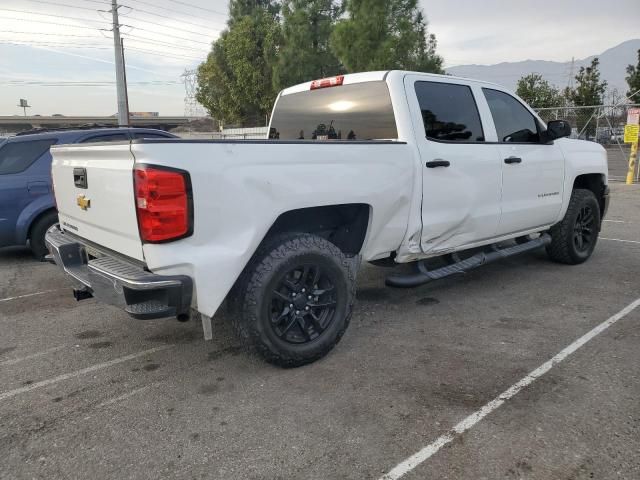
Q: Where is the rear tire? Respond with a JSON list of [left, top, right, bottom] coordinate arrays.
[[229, 233, 358, 368], [546, 189, 600, 265], [29, 211, 58, 260]]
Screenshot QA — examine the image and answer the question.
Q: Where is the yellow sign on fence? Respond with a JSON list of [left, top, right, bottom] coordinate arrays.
[[624, 124, 639, 144]]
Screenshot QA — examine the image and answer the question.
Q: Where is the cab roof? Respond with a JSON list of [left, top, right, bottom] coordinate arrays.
[[279, 70, 506, 96]]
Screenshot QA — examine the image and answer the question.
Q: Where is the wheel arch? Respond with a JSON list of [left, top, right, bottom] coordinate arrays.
[[261, 203, 372, 256], [14, 199, 57, 245], [572, 173, 607, 218], [27, 207, 58, 239]]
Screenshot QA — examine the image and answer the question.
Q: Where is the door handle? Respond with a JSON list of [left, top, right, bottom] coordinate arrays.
[[504, 157, 522, 164], [425, 160, 450, 168]]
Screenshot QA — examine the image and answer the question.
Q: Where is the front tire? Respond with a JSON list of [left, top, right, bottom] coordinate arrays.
[[230, 233, 358, 368], [547, 189, 600, 265]]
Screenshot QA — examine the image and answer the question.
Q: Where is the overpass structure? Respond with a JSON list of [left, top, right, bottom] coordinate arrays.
[[0, 115, 203, 133]]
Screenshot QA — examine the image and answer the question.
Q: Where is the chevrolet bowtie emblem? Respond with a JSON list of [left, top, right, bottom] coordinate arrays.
[[76, 195, 91, 211]]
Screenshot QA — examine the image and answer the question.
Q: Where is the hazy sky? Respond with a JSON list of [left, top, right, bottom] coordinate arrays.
[[1, 0, 638, 116]]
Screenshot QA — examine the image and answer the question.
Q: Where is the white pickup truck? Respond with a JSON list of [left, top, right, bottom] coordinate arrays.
[[46, 71, 609, 367]]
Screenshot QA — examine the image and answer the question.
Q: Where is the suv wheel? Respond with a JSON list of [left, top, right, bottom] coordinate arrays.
[[230, 233, 358, 367], [547, 189, 600, 265], [29, 211, 58, 260]]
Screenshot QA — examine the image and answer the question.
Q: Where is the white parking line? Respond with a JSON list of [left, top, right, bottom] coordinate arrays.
[[0, 289, 64, 303], [0, 346, 171, 402], [601, 237, 640, 245], [96, 383, 159, 409], [0, 345, 66, 367], [603, 220, 626, 223], [380, 298, 640, 480]]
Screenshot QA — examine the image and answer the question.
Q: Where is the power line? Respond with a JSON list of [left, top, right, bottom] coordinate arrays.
[[0, 41, 110, 49], [2, 80, 181, 85], [1, 30, 104, 38], [166, 0, 226, 16], [121, 5, 225, 29], [125, 14, 218, 37], [0, 8, 108, 24], [0, 40, 202, 61], [119, 23, 212, 44], [127, 0, 226, 26], [18, 0, 224, 34], [22, 0, 103, 12], [0, 16, 104, 31], [121, 33, 208, 51], [0, 41, 178, 77], [126, 47, 203, 61]]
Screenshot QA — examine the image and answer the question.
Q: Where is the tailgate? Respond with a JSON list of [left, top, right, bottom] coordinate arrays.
[[51, 143, 144, 261]]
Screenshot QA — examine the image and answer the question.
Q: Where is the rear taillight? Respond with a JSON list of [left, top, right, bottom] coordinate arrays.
[[310, 75, 344, 90], [133, 165, 193, 243]]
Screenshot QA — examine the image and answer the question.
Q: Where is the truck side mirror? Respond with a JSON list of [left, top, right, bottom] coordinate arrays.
[[544, 120, 571, 142]]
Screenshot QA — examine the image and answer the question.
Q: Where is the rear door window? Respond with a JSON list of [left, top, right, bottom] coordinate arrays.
[[414, 81, 485, 142], [483, 88, 540, 143], [0, 139, 57, 175], [269, 81, 398, 141]]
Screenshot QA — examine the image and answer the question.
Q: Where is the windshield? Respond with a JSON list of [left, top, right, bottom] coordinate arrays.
[[269, 81, 398, 141]]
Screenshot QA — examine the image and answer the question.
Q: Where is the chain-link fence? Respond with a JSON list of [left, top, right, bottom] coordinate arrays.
[[536, 104, 639, 182], [535, 104, 638, 143]]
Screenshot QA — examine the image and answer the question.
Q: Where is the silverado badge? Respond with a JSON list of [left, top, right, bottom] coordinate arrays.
[[76, 195, 91, 211]]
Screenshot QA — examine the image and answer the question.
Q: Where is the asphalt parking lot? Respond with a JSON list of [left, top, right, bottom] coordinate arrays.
[[1, 182, 639, 480]]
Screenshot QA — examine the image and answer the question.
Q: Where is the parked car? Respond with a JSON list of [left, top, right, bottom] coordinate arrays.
[[610, 127, 625, 143], [0, 127, 176, 258], [46, 71, 609, 367]]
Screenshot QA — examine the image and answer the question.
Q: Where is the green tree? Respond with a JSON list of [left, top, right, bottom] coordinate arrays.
[[330, 0, 443, 73], [625, 48, 640, 103], [568, 58, 607, 138], [570, 57, 608, 106], [515, 73, 563, 108], [196, 2, 279, 125], [229, 0, 279, 23], [273, 0, 344, 91]]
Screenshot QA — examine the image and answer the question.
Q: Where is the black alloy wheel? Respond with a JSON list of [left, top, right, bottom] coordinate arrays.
[[269, 264, 337, 345], [573, 205, 596, 253]]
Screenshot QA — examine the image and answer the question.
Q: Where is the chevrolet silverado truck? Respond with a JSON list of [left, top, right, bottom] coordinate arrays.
[[46, 71, 609, 367]]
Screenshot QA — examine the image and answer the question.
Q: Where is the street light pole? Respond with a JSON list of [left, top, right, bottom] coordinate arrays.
[[111, 0, 129, 126]]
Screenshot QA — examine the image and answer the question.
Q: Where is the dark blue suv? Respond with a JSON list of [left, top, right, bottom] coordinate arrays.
[[0, 127, 176, 258]]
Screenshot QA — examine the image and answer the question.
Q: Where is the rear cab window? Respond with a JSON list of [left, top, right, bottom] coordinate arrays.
[[414, 81, 485, 142], [0, 139, 57, 175], [269, 81, 398, 141]]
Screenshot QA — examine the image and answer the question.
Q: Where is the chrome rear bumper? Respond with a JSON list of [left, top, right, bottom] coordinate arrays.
[[45, 226, 192, 320]]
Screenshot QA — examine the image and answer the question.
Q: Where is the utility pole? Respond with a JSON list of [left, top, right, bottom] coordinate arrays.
[[111, 0, 129, 126], [567, 57, 575, 90], [121, 38, 131, 122]]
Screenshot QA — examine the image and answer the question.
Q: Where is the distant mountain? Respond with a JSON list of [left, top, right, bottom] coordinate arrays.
[[445, 39, 640, 98]]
